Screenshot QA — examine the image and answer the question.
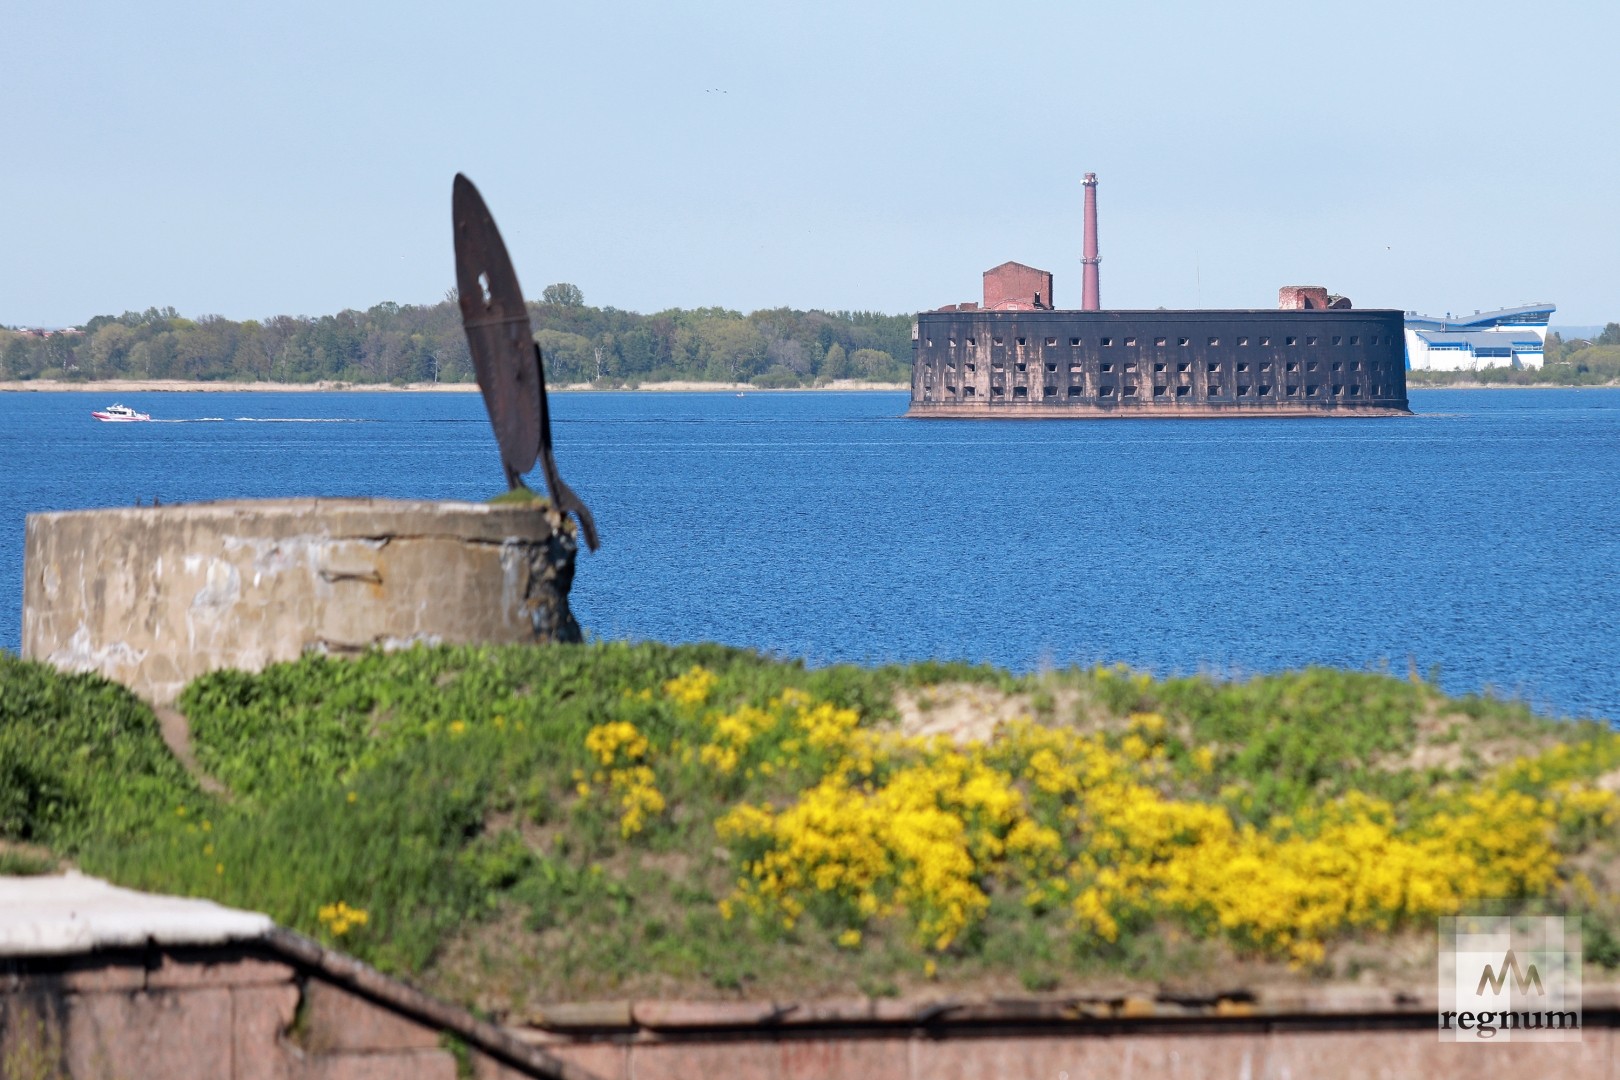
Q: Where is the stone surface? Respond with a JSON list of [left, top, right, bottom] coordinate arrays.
[[148, 950, 296, 990], [910, 1032, 1270, 1080], [299, 979, 444, 1054], [231, 984, 301, 1080], [0, 872, 273, 956], [500, 1009, 1620, 1079], [22, 498, 580, 703], [633, 1000, 790, 1030], [20, 955, 149, 994], [909, 309, 1409, 417], [308, 1049, 460, 1080], [65, 988, 234, 1079], [1259, 1029, 1613, 1079], [778, 1036, 912, 1080], [527, 1000, 635, 1031], [477, 1042, 630, 1080], [628, 1039, 782, 1080]]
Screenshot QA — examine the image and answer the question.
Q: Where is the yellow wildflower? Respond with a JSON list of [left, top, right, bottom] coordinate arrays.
[[664, 666, 718, 708], [317, 901, 370, 937]]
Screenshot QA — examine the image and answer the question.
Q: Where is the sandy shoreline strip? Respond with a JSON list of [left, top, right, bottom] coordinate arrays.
[[0, 379, 908, 394], [1403, 381, 1619, 390]]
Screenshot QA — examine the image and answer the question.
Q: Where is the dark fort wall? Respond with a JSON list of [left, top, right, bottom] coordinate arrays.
[[908, 310, 1409, 417]]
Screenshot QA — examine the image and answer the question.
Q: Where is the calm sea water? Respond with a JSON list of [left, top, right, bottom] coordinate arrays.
[[2, 389, 1616, 720]]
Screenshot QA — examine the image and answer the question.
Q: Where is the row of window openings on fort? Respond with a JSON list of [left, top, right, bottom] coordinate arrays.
[[932, 334, 1388, 349], [939, 383, 1376, 400], [943, 359, 1379, 376]]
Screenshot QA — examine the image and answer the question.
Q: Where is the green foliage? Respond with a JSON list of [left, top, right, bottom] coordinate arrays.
[[89, 731, 491, 972], [1148, 667, 1430, 816], [486, 486, 547, 506], [820, 342, 849, 380], [750, 365, 803, 389], [7, 645, 1616, 1002], [176, 642, 850, 801], [3, 297, 915, 387], [848, 347, 906, 382], [540, 282, 585, 308], [0, 655, 197, 850], [0, 849, 56, 875], [1052, 662, 1592, 821], [1588, 919, 1620, 969]]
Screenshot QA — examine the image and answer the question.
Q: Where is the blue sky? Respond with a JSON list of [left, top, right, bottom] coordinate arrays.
[[4, 0, 1614, 326]]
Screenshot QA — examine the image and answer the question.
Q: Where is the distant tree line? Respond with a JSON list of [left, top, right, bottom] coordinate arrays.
[[1406, 323, 1620, 386], [0, 286, 914, 388]]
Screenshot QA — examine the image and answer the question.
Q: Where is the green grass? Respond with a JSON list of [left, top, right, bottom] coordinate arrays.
[[2, 644, 1615, 1009], [0, 653, 198, 849], [486, 487, 548, 506], [0, 848, 56, 876]]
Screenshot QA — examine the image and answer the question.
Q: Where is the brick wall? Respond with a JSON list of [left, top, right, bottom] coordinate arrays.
[[7, 950, 1619, 1080], [0, 947, 500, 1080], [983, 263, 1054, 311], [1278, 285, 1332, 310]]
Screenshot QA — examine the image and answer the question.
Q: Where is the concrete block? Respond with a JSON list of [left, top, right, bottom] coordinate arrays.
[[910, 1032, 1268, 1080], [65, 988, 233, 1080], [1259, 1029, 1611, 1080], [632, 1000, 788, 1030], [475, 1041, 630, 1080], [628, 1039, 782, 1080], [16, 957, 148, 994], [0, 994, 69, 1077], [23, 499, 580, 704], [309, 1049, 459, 1080], [299, 979, 442, 1054], [779, 1035, 911, 1080], [147, 949, 296, 990], [232, 984, 301, 1080], [526, 999, 634, 1031]]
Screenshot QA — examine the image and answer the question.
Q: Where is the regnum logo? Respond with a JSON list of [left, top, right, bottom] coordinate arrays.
[[1475, 949, 1543, 997], [1439, 914, 1582, 1043]]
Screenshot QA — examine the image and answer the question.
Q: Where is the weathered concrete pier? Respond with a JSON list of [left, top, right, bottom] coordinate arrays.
[[22, 498, 580, 703]]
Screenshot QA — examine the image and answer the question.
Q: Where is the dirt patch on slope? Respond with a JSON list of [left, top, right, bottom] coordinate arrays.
[[891, 682, 1089, 745]]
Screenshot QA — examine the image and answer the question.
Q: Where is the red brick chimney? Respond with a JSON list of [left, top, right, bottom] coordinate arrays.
[[1081, 173, 1100, 311]]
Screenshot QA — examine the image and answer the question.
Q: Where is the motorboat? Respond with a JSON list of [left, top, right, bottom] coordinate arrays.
[[92, 404, 151, 422]]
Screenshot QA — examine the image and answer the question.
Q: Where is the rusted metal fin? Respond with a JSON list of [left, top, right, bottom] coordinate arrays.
[[452, 172, 599, 552], [534, 343, 599, 552], [453, 173, 540, 484]]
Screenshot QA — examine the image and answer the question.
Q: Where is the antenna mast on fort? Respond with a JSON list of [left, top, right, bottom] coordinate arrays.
[[1081, 172, 1101, 311]]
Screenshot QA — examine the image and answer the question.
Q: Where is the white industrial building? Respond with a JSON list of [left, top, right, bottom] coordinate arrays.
[[1404, 304, 1555, 371]]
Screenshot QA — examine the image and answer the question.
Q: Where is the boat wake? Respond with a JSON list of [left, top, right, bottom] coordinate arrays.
[[125, 416, 376, 424]]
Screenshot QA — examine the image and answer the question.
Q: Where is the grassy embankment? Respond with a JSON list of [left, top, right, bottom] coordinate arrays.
[[2, 644, 1618, 1014]]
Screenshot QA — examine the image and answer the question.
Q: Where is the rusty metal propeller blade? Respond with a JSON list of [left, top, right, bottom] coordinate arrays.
[[533, 343, 599, 551], [452, 173, 599, 551], [453, 173, 541, 485]]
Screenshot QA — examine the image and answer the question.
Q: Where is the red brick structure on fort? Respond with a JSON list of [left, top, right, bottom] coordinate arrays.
[[980, 261, 1054, 311], [1278, 285, 1353, 310]]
